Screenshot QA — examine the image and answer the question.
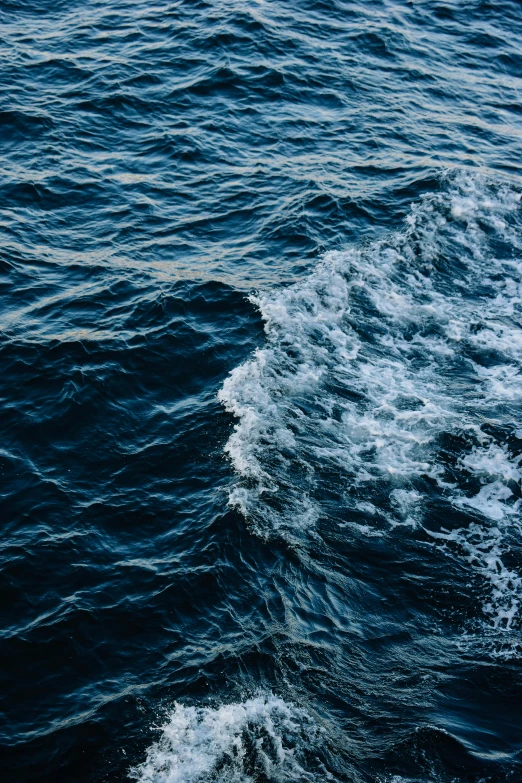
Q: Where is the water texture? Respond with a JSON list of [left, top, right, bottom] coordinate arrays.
[[1, 1, 522, 781]]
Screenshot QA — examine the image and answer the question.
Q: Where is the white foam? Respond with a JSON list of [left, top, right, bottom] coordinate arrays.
[[130, 695, 329, 783], [426, 443, 522, 629], [219, 170, 522, 627]]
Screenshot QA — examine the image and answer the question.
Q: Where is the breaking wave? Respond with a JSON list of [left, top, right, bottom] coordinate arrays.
[[219, 171, 522, 630], [130, 696, 333, 783]]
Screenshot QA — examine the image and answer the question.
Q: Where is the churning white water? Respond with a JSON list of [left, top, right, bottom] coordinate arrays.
[[220, 171, 522, 629]]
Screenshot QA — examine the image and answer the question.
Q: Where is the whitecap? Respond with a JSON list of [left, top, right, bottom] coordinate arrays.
[[219, 170, 522, 628], [130, 695, 331, 783]]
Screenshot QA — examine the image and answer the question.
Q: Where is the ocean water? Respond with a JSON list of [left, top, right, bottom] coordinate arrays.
[[1, 1, 522, 781]]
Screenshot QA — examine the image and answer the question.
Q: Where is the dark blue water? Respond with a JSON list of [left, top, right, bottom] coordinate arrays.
[[2, 1, 522, 781]]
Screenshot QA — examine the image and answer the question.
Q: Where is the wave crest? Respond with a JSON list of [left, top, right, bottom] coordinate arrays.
[[130, 695, 331, 783]]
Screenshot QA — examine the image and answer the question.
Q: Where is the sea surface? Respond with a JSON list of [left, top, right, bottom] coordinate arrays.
[[1, 1, 522, 781]]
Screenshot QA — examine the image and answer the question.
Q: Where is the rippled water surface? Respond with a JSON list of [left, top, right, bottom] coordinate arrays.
[[1, 1, 522, 781]]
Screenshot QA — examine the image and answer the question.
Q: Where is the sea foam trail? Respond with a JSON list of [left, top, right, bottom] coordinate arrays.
[[130, 696, 331, 783], [219, 171, 522, 629]]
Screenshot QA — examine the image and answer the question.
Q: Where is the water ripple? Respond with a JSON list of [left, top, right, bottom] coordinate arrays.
[[1, 1, 522, 781]]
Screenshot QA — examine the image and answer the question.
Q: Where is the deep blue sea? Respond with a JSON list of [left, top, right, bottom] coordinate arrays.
[[2, 1, 522, 781]]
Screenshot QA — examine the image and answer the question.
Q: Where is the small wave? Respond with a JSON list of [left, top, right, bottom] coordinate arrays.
[[219, 170, 522, 630], [130, 695, 332, 783]]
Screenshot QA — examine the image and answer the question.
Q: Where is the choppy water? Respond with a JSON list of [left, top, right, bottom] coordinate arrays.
[[1, 1, 522, 781]]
